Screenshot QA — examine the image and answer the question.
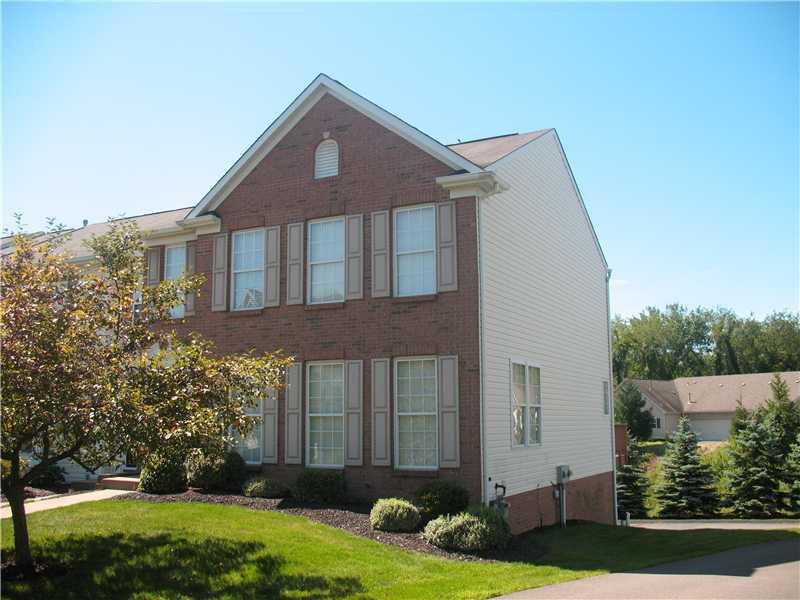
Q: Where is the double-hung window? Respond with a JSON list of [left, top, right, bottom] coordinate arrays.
[[395, 357, 438, 469], [603, 381, 610, 415], [394, 206, 436, 297], [308, 218, 345, 304], [164, 244, 186, 318], [234, 396, 263, 465], [307, 362, 345, 467], [232, 229, 265, 310], [511, 361, 542, 447]]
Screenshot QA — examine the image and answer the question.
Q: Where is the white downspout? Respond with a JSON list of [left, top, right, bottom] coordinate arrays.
[[606, 267, 619, 523], [476, 194, 488, 504]]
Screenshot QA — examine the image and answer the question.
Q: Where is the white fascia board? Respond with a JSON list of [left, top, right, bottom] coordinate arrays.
[[188, 74, 483, 219], [436, 171, 507, 199]]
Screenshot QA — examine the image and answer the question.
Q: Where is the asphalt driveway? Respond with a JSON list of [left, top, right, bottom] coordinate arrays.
[[495, 539, 800, 599]]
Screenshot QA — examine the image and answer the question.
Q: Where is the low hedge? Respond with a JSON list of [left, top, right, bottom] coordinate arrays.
[[369, 498, 420, 532], [138, 451, 187, 495], [185, 450, 248, 492], [294, 469, 347, 504], [415, 480, 469, 519], [242, 476, 290, 499], [422, 505, 510, 553]]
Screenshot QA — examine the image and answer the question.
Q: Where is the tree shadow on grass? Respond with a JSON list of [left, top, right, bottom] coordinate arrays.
[[3, 533, 368, 599]]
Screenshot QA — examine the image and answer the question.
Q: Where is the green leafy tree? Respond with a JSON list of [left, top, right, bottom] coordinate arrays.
[[1, 220, 292, 569], [727, 413, 785, 518], [655, 417, 717, 518], [615, 381, 654, 440], [616, 438, 649, 518]]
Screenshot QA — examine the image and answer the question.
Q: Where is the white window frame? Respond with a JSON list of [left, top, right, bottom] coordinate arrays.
[[510, 358, 543, 448], [305, 361, 346, 469], [393, 204, 437, 298], [394, 356, 439, 471], [306, 216, 346, 305], [164, 243, 187, 319], [231, 228, 265, 311], [233, 394, 264, 465], [603, 381, 610, 415]]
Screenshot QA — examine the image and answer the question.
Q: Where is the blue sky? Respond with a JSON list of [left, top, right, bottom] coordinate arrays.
[[3, 2, 798, 318]]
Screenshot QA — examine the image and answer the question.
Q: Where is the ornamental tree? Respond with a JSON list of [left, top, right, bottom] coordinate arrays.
[[655, 417, 717, 518], [1, 219, 292, 568], [616, 437, 649, 518]]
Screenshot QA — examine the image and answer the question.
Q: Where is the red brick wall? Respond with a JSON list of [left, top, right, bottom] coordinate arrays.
[[504, 471, 616, 534], [174, 94, 482, 502]]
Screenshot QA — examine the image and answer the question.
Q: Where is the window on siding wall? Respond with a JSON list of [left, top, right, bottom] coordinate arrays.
[[655, 417, 661, 429], [314, 139, 339, 179], [395, 358, 438, 469], [307, 363, 345, 467], [308, 218, 345, 304], [603, 381, 610, 415], [394, 206, 436, 297], [164, 244, 186, 319], [510, 361, 542, 447], [234, 396, 263, 465], [232, 229, 265, 310]]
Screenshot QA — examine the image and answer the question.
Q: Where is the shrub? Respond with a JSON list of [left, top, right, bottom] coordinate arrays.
[[138, 450, 187, 494], [294, 469, 346, 504], [242, 476, 290, 498], [220, 451, 248, 492], [185, 450, 248, 492], [415, 480, 469, 519], [616, 438, 649, 518], [423, 505, 510, 553], [369, 498, 420, 532], [29, 464, 67, 490]]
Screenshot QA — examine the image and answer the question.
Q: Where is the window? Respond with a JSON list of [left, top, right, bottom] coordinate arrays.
[[307, 363, 345, 467], [603, 381, 610, 415], [394, 205, 436, 297], [164, 244, 186, 318], [655, 417, 662, 429], [395, 357, 438, 469], [234, 396, 263, 465], [232, 229, 265, 310], [511, 361, 542, 447], [308, 218, 345, 304], [314, 139, 339, 179]]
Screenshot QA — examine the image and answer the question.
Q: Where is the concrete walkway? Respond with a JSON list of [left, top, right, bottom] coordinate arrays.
[[495, 540, 800, 599], [631, 519, 800, 530], [0, 489, 130, 519]]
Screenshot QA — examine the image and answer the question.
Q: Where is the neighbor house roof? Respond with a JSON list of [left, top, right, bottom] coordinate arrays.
[[627, 372, 800, 415], [448, 130, 552, 168]]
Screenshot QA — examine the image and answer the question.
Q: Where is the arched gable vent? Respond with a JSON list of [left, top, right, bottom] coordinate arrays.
[[314, 139, 339, 179]]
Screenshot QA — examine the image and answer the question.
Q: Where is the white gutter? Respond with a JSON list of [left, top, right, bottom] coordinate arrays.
[[605, 267, 619, 523]]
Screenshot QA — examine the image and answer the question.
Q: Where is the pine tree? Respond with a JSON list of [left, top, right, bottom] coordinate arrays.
[[615, 381, 655, 440], [616, 437, 649, 518], [727, 413, 785, 518], [762, 374, 800, 460], [655, 417, 718, 518], [783, 432, 800, 517]]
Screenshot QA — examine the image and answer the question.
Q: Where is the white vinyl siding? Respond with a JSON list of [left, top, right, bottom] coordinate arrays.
[[394, 206, 436, 297], [164, 244, 186, 319], [308, 218, 345, 304], [480, 130, 613, 502], [232, 229, 265, 310], [395, 357, 438, 469], [235, 397, 263, 465], [307, 362, 345, 467], [314, 139, 339, 179]]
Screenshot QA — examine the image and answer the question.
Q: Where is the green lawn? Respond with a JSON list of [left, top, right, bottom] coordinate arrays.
[[2, 500, 798, 600]]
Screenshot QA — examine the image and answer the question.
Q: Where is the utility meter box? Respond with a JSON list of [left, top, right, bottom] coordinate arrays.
[[556, 465, 571, 483]]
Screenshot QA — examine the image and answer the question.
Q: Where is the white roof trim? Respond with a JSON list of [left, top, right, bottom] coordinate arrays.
[[189, 74, 483, 219]]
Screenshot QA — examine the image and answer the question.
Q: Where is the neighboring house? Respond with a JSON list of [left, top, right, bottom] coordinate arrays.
[[45, 74, 615, 533], [628, 372, 800, 441]]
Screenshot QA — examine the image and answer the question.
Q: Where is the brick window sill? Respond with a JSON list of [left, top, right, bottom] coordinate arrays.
[[304, 302, 345, 311], [228, 308, 264, 317], [391, 469, 440, 479], [391, 294, 438, 304]]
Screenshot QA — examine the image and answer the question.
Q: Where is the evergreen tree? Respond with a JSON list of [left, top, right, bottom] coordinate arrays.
[[783, 432, 800, 517], [616, 438, 649, 518], [727, 413, 785, 518], [655, 417, 718, 518], [615, 381, 655, 440], [762, 374, 800, 459], [729, 400, 749, 438]]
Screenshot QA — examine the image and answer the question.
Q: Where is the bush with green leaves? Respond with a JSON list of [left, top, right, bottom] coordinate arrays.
[[616, 437, 649, 518], [423, 505, 510, 553], [654, 417, 717, 518], [369, 498, 420, 532], [294, 469, 347, 504], [138, 450, 187, 495], [185, 450, 248, 492], [415, 480, 469, 519], [242, 476, 290, 498], [29, 464, 66, 490]]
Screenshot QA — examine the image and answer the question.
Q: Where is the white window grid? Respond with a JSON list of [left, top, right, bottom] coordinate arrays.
[[164, 244, 186, 319], [510, 359, 543, 448], [231, 229, 265, 310], [393, 205, 437, 297], [306, 361, 345, 468], [394, 356, 438, 470], [307, 217, 345, 305], [233, 394, 263, 465]]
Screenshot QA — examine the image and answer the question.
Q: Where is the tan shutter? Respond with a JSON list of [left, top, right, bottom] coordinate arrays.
[[344, 360, 363, 465], [184, 244, 196, 316], [438, 355, 460, 468], [263, 388, 278, 464], [211, 233, 228, 312], [145, 247, 161, 286], [265, 225, 280, 307], [345, 215, 363, 300], [371, 358, 391, 466], [286, 222, 304, 305], [437, 202, 458, 292], [284, 362, 303, 464], [371, 210, 390, 297]]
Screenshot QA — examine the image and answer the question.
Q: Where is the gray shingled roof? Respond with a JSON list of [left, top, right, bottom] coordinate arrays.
[[448, 130, 552, 168]]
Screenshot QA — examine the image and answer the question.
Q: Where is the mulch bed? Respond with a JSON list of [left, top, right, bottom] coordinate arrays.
[[116, 490, 493, 561]]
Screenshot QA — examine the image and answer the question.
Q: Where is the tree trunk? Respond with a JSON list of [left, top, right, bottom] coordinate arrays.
[[6, 484, 33, 567]]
